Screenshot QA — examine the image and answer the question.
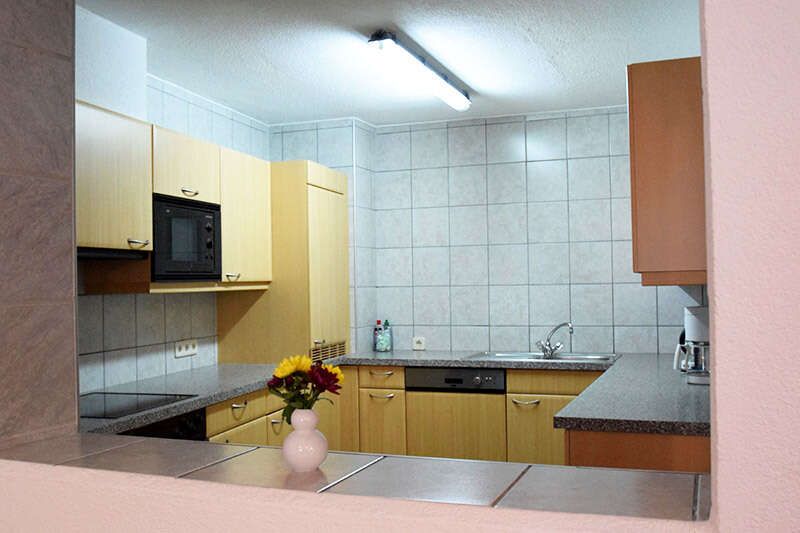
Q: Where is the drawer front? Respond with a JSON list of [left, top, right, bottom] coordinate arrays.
[[358, 388, 406, 455], [208, 415, 268, 446], [358, 366, 404, 389], [507, 370, 602, 395], [266, 409, 290, 447], [206, 389, 269, 437], [506, 394, 575, 465]]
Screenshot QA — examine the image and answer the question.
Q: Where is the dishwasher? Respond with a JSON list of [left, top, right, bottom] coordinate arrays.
[[405, 367, 507, 461]]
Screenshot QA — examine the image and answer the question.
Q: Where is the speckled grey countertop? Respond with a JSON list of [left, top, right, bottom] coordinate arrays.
[[80, 363, 275, 434], [554, 354, 710, 436], [329, 350, 616, 371]]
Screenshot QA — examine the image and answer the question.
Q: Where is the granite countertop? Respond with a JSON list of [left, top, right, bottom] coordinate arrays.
[[554, 354, 710, 436], [329, 350, 616, 371], [80, 363, 275, 434], [0, 434, 709, 521]]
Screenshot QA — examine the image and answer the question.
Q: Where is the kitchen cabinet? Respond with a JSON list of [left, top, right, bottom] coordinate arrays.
[[315, 366, 360, 452], [358, 366, 404, 389], [217, 160, 349, 363], [506, 394, 574, 464], [75, 102, 153, 251], [507, 370, 602, 395], [628, 56, 706, 286], [208, 415, 268, 445], [220, 148, 272, 283], [406, 392, 506, 461], [153, 126, 221, 204], [359, 388, 406, 455], [206, 389, 276, 438], [266, 409, 290, 446]]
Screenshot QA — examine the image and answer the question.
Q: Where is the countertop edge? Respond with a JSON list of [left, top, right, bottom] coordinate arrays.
[[552, 416, 711, 437]]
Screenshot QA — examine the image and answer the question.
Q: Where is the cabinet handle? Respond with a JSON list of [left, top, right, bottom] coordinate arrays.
[[225, 272, 241, 281], [269, 418, 283, 435], [369, 370, 394, 377], [511, 398, 541, 406], [126, 238, 150, 247], [368, 392, 395, 400], [231, 402, 247, 409], [181, 187, 199, 197]]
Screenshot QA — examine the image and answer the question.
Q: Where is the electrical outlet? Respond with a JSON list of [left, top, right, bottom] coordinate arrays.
[[412, 336, 426, 351], [174, 339, 198, 358]]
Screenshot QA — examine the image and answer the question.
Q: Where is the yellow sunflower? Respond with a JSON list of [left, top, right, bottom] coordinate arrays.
[[274, 354, 313, 379], [323, 363, 345, 384]]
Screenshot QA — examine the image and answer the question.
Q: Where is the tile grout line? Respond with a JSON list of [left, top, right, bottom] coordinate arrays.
[[177, 446, 258, 479], [490, 464, 532, 507]]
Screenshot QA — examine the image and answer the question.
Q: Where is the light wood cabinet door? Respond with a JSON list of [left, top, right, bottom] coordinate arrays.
[[316, 366, 359, 452], [266, 409, 290, 447], [205, 389, 269, 437], [153, 126, 220, 204], [359, 388, 406, 455], [220, 148, 272, 283], [406, 392, 506, 461], [307, 184, 349, 350], [208, 415, 268, 445], [75, 103, 153, 251], [628, 57, 706, 285], [506, 394, 574, 465]]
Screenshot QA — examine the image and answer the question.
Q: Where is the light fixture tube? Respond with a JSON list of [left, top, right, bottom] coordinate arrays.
[[368, 30, 471, 111]]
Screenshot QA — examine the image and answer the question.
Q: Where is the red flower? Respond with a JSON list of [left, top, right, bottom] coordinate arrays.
[[308, 363, 342, 395]]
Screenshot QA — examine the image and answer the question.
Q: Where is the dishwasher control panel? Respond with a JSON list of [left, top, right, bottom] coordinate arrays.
[[405, 367, 506, 393]]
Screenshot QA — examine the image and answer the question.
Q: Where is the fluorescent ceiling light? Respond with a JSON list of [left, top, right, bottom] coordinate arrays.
[[368, 30, 471, 112]]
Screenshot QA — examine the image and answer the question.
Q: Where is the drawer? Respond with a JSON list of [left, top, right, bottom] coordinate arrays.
[[208, 415, 268, 446], [266, 409, 290, 447], [507, 370, 603, 395], [206, 388, 268, 437], [358, 366, 404, 389]]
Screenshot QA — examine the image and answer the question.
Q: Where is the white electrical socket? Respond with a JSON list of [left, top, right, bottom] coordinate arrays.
[[174, 339, 198, 358], [412, 336, 426, 351]]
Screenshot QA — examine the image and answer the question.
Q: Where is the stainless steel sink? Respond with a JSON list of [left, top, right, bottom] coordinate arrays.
[[465, 352, 615, 362]]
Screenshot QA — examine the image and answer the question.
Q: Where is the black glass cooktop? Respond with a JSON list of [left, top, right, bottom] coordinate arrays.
[[79, 392, 196, 419]]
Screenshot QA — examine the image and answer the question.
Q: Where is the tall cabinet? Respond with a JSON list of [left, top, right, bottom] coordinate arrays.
[[217, 160, 349, 362]]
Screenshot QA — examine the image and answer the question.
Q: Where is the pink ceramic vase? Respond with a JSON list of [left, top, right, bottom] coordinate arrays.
[[281, 409, 328, 472]]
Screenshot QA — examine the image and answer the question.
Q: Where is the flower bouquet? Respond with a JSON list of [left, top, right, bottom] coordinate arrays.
[[267, 355, 344, 471]]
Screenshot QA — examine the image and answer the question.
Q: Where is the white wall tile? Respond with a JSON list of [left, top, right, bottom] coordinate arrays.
[[487, 163, 526, 204], [136, 344, 166, 380], [104, 348, 137, 387], [411, 127, 447, 169], [610, 156, 631, 198], [232, 120, 251, 153], [375, 248, 412, 286], [373, 171, 411, 209], [165, 294, 191, 341], [162, 92, 188, 133], [657, 286, 704, 325], [374, 131, 410, 171], [190, 293, 216, 338], [78, 353, 104, 393], [448, 165, 487, 206], [530, 243, 570, 285], [78, 294, 103, 355], [355, 126, 373, 169], [527, 160, 568, 202], [390, 325, 414, 350], [488, 203, 527, 244], [318, 126, 354, 167], [489, 285, 529, 326], [377, 287, 413, 325], [413, 325, 451, 350], [490, 326, 529, 352], [613, 284, 657, 325], [488, 244, 528, 285], [283, 129, 317, 160], [413, 207, 450, 246], [354, 167, 372, 208], [567, 114, 609, 158], [451, 286, 489, 325], [355, 207, 375, 247], [451, 326, 489, 351], [355, 247, 376, 287], [450, 246, 489, 286], [146, 86, 163, 125], [375, 209, 411, 248], [412, 168, 449, 208], [413, 247, 450, 286], [103, 294, 135, 350], [609, 113, 629, 156], [135, 294, 165, 347], [187, 104, 213, 142], [530, 284, 571, 326], [448, 125, 486, 166], [568, 157, 610, 200], [612, 241, 641, 283], [413, 287, 451, 325], [450, 205, 488, 245], [529, 202, 569, 243], [355, 287, 376, 327], [658, 326, 683, 354], [193, 337, 218, 369], [614, 326, 657, 353], [270, 131, 283, 160], [487, 122, 525, 163], [212, 113, 233, 147], [570, 242, 613, 283], [611, 198, 632, 240], [569, 199, 611, 241], [571, 284, 613, 325], [165, 343, 192, 374], [526, 119, 566, 161], [572, 326, 614, 353]]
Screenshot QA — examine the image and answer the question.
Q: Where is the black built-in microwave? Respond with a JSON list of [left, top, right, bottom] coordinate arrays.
[[152, 194, 221, 281]]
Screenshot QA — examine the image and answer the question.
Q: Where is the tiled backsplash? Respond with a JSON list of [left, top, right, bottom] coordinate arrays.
[[77, 293, 217, 393], [367, 108, 706, 354]]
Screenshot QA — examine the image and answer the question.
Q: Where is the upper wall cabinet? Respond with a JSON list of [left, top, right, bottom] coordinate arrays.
[[76, 102, 153, 251], [220, 148, 272, 283], [153, 126, 220, 204], [628, 57, 706, 286]]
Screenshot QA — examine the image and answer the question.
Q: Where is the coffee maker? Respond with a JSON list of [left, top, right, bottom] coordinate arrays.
[[673, 306, 710, 385]]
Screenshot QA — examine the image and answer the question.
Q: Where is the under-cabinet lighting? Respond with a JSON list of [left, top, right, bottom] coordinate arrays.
[[368, 30, 471, 112]]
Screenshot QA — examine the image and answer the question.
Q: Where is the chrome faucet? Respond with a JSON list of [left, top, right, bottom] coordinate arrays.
[[536, 322, 574, 359]]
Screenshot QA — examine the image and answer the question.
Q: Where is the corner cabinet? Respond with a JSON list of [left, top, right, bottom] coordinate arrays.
[[153, 126, 220, 204], [628, 57, 707, 285], [220, 148, 272, 283], [75, 102, 153, 251], [217, 160, 349, 363]]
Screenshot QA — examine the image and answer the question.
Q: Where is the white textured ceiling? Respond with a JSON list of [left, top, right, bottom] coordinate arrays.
[[77, 0, 700, 125]]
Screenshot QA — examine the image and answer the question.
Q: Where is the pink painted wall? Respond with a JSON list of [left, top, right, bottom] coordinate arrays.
[[2, 1, 800, 531], [701, 1, 800, 531]]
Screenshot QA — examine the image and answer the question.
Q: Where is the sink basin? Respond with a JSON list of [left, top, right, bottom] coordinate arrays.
[[465, 352, 615, 362]]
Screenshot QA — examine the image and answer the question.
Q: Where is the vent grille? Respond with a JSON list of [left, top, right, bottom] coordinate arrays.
[[309, 340, 347, 362]]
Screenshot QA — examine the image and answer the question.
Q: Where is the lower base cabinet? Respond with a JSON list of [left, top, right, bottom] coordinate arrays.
[[406, 392, 506, 461], [506, 394, 575, 465], [359, 388, 406, 455], [208, 415, 268, 445]]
